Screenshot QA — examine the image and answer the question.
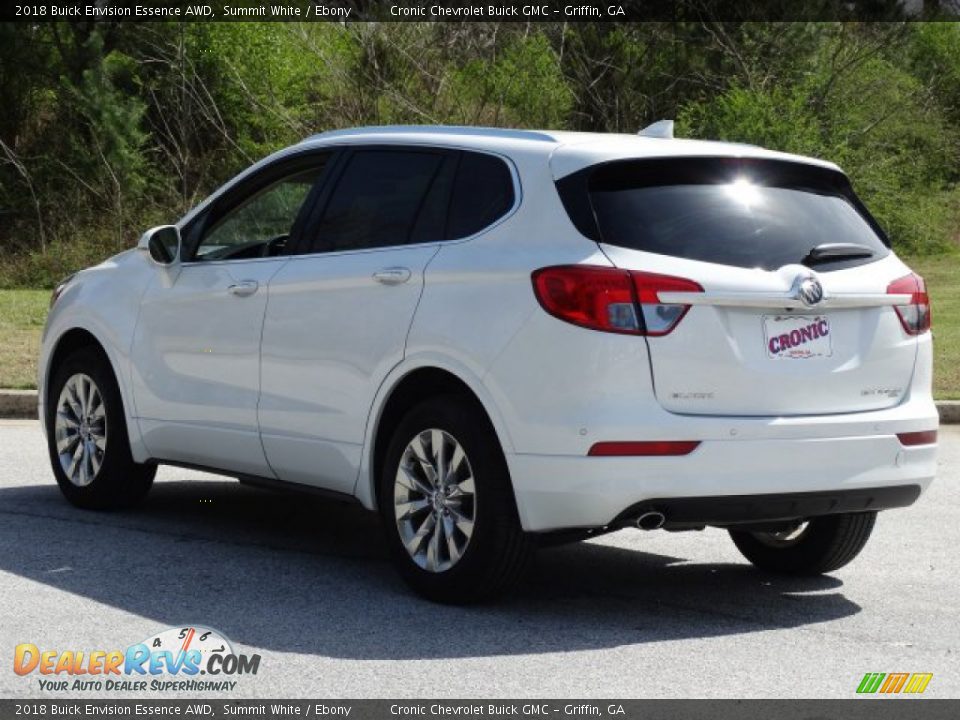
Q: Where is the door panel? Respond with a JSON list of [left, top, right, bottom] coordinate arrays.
[[130, 151, 332, 474], [131, 260, 287, 475], [259, 245, 438, 492]]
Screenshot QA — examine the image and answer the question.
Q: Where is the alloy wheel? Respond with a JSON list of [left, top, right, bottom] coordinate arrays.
[[394, 429, 477, 573], [54, 373, 107, 487]]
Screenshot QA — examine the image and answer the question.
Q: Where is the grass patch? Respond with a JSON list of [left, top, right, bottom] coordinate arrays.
[[0, 289, 48, 389], [903, 254, 960, 401], [0, 259, 957, 400]]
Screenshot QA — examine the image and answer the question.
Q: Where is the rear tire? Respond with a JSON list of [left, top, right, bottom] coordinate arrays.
[[378, 394, 532, 604], [729, 512, 877, 575], [46, 346, 156, 510]]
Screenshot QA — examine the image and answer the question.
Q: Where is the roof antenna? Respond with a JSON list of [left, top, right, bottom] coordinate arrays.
[[638, 120, 674, 139]]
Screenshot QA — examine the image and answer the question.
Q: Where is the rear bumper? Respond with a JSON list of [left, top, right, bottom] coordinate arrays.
[[613, 485, 921, 528], [507, 433, 937, 532]]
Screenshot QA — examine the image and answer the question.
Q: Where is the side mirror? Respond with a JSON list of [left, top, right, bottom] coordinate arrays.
[[138, 225, 181, 266]]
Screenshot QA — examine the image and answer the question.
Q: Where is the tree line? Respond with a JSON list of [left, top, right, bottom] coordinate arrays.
[[0, 21, 958, 287]]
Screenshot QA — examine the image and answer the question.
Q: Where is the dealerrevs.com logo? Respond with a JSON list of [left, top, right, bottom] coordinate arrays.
[[13, 625, 261, 693]]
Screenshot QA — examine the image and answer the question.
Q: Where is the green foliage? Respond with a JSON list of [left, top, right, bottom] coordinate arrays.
[[1, 21, 959, 288], [449, 33, 573, 127]]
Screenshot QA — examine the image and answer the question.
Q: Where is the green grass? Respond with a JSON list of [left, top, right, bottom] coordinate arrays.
[[0, 257, 957, 398], [0, 289, 48, 389], [904, 254, 960, 401]]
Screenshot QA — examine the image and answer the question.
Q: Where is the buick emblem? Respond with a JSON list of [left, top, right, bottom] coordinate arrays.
[[796, 276, 824, 307]]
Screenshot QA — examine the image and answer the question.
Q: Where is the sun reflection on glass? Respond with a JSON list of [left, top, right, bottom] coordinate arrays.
[[723, 177, 763, 208]]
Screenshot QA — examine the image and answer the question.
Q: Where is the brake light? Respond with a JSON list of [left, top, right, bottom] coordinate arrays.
[[588, 441, 701, 457], [531, 266, 702, 336], [887, 273, 931, 335], [897, 430, 937, 446]]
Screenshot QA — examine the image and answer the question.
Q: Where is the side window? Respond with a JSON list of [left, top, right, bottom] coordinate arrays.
[[311, 150, 443, 253], [409, 155, 457, 244], [447, 152, 515, 239], [190, 159, 328, 262]]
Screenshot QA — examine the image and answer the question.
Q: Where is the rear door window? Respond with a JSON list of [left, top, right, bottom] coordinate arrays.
[[310, 149, 444, 253], [558, 157, 890, 272]]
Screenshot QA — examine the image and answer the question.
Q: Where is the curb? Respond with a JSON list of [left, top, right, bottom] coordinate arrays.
[[938, 400, 960, 424], [0, 390, 38, 419], [1, 389, 959, 423]]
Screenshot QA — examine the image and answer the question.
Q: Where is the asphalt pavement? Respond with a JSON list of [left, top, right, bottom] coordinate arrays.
[[0, 420, 956, 699]]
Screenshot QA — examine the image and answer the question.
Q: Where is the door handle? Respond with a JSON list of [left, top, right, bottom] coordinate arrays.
[[372, 267, 412, 285], [227, 280, 259, 297]]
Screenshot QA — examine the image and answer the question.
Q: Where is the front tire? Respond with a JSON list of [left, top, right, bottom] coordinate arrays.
[[729, 512, 877, 575], [379, 394, 531, 604], [46, 346, 156, 510]]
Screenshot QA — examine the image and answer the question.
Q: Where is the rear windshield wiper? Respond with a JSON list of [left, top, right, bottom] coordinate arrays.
[[801, 243, 876, 267]]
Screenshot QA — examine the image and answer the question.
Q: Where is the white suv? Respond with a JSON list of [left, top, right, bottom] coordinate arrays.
[[40, 125, 938, 602]]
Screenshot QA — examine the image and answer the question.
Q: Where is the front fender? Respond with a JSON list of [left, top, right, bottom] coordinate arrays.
[[39, 250, 156, 462]]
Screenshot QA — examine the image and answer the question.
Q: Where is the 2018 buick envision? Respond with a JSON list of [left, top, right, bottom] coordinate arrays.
[[40, 124, 938, 602]]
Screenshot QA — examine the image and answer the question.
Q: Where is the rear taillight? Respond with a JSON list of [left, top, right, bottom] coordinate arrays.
[[631, 271, 704, 336], [531, 266, 702, 336], [887, 273, 931, 336], [897, 430, 937, 446]]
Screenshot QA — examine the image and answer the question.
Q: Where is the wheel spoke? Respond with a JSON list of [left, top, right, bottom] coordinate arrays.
[[447, 443, 465, 483], [66, 442, 83, 478], [405, 512, 436, 556], [78, 377, 90, 417], [395, 497, 429, 521], [448, 475, 475, 498], [410, 434, 438, 486], [86, 382, 97, 418], [432, 429, 447, 487], [89, 441, 102, 475], [57, 410, 79, 429], [396, 464, 433, 497], [88, 391, 104, 420], [65, 382, 83, 421], [57, 432, 79, 454], [448, 504, 474, 540], [443, 514, 461, 565], [426, 516, 441, 572], [83, 439, 96, 483]]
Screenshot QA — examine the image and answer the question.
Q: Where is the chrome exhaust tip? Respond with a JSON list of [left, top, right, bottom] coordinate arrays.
[[635, 511, 666, 531]]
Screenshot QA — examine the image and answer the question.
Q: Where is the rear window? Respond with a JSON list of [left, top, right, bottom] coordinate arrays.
[[557, 157, 890, 271]]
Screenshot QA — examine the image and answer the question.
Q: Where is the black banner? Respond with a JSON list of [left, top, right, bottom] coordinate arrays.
[[2, 0, 960, 23], [0, 700, 958, 720]]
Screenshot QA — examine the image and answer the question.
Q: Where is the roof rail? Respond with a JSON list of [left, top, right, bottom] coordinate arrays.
[[302, 125, 558, 143]]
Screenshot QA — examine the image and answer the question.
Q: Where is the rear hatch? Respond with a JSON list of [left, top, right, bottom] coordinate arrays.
[[555, 156, 923, 417]]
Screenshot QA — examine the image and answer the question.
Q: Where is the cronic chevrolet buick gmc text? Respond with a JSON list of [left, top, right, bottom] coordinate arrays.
[[40, 124, 938, 602]]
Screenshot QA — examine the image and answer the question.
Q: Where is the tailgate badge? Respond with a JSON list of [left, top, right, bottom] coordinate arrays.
[[795, 275, 824, 307]]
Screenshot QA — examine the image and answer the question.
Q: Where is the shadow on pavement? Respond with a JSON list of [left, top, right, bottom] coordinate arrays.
[[0, 476, 858, 659]]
